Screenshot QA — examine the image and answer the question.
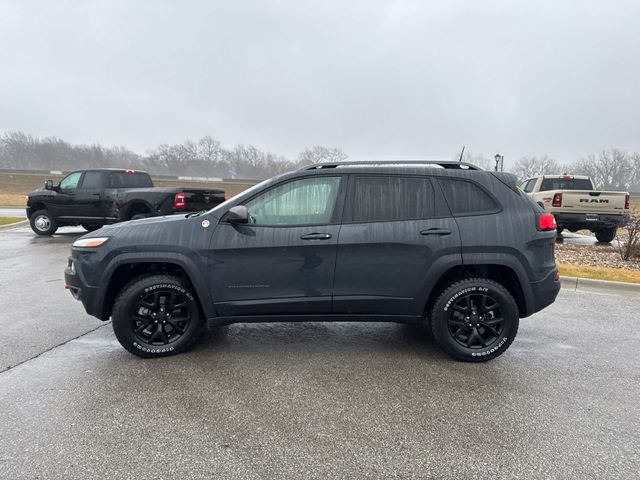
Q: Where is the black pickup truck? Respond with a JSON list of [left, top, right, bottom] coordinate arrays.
[[26, 168, 226, 235]]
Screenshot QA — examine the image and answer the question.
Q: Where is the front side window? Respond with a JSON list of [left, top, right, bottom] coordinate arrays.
[[350, 175, 438, 223], [244, 176, 341, 226], [59, 172, 82, 190]]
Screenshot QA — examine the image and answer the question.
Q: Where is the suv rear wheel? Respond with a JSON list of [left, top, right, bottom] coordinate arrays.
[[30, 209, 58, 235], [430, 278, 519, 362], [112, 274, 204, 358]]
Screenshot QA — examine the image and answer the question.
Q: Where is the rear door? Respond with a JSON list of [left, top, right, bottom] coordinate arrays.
[[332, 174, 461, 315]]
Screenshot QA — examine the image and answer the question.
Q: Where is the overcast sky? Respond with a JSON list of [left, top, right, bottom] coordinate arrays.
[[1, 0, 639, 166]]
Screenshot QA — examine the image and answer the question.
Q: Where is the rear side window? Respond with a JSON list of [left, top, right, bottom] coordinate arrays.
[[438, 178, 498, 216], [109, 172, 153, 188], [539, 178, 593, 191], [80, 171, 103, 189], [349, 176, 439, 222]]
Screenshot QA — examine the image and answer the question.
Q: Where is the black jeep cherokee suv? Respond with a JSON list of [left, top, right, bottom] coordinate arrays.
[[64, 161, 560, 362]]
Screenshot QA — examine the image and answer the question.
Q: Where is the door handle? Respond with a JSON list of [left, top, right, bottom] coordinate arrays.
[[420, 228, 452, 236], [300, 233, 332, 240]]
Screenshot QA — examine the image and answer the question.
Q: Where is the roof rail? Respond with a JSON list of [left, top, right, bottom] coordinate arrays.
[[300, 160, 481, 171]]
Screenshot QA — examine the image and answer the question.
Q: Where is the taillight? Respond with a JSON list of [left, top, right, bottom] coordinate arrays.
[[625, 194, 630, 210], [552, 193, 562, 207], [554, 271, 560, 282], [174, 192, 186, 209], [538, 213, 557, 231]]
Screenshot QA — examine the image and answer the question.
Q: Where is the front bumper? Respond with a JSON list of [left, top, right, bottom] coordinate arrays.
[[553, 212, 625, 230], [64, 256, 105, 320]]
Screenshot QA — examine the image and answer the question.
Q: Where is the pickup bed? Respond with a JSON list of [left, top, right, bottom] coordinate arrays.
[[520, 174, 629, 242], [26, 168, 226, 235]]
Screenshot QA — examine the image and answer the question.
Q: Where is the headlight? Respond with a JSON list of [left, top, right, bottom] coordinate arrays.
[[73, 237, 109, 248]]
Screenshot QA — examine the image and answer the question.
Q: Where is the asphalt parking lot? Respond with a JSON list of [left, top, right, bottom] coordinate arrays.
[[1, 225, 639, 479]]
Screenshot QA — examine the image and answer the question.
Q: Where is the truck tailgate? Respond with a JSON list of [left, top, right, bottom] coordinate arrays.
[[183, 189, 225, 210], [558, 190, 627, 214]]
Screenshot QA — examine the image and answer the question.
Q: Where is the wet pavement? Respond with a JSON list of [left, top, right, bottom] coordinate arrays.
[[1, 225, 639, 479], [560, 230, 621, 247]]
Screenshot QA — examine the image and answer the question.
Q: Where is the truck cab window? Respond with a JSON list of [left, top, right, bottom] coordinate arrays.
[[59, 172, 82, 191], [80, 171, 103, 189]]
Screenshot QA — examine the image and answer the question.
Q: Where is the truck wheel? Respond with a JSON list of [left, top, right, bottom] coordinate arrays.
[[29, 209, 58, 235], [81, 224, 101, 232], [430, 278, 519, 362], [595, 228, 616, 243], [130, 213, 149, 220], [112, 274, 204, 358]]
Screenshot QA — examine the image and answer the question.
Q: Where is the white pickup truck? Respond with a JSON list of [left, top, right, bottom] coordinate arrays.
[[520, 175, 629, 242]]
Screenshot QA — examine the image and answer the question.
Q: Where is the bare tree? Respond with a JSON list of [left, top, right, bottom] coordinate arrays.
[[511, 155, 560, 181], [458, 151, 493, 170], [297, 146, 347, 166], [573, 149, 634, 190]]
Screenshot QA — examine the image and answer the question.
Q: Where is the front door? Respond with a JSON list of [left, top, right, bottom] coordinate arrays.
[[74, 171, 106, 219], [208, 175, 345, 316], [47, 171, 83, 218], [332, 174, 462, 315]]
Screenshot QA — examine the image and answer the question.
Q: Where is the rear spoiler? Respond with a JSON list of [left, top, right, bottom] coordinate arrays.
[[491, 172, 520, 193]]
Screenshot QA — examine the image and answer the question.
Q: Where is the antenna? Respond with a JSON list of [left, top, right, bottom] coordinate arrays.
[[458, 146, 466, 162]]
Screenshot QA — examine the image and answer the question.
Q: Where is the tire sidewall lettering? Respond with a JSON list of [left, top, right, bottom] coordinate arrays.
[[143, 283, 194, 301], [443, 286, 489, 312]]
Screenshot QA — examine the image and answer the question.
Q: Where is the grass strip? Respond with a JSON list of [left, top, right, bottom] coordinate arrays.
[[558, 262, 640, 284]]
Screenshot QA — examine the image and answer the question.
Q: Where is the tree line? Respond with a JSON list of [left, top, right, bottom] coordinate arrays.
[[1, 131, 638, 191], [463, 150, 640, 191], [0, 131, 346, 180]]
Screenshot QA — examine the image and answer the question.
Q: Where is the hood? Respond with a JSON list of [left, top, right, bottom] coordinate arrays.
[[78, 211, 220, 251]]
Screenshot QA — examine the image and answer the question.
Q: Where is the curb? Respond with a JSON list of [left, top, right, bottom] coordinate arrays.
[[0, 219, 28, 231], [561, 275, 640, 296]]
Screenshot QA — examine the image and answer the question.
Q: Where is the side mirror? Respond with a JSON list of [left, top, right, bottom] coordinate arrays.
[[227, 205, 249, 224], [44, 179, 54, 190]]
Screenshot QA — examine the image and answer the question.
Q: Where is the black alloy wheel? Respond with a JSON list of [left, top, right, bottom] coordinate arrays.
[[447, 294, 504, 349], [430, 277, 519, 362], [112, 274, 204, 357], [132, 290, 193, 347]]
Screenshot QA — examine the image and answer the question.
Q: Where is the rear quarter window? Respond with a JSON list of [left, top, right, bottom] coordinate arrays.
[[438, 178, 499, 216]]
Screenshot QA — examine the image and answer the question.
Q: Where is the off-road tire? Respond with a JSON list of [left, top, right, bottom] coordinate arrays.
[[595, 227, 616, 243], [30, 209, 58, 235], [112, 274, 204, 358], [430, 278, 519, 362]]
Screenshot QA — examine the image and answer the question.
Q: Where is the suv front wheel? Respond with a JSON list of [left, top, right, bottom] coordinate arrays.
[[430, 278, 519, 362], [112, 274, 204, 358]]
